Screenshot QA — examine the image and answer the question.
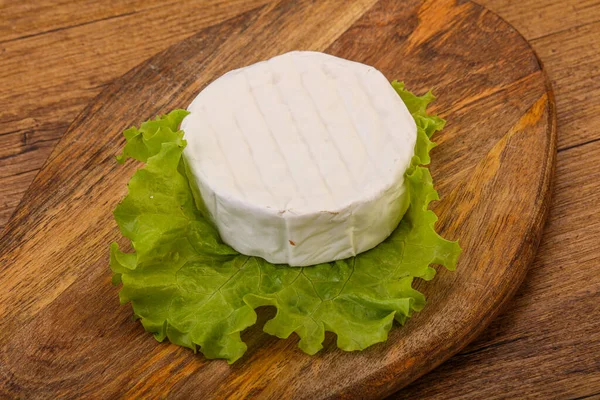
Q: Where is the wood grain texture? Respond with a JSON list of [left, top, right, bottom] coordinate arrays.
[[478, 0, 600, 152], [396, 140, 600, 399], [0, 0, 556, 398], [530, 20, 600, 151], [394, 5, 600, 397], [0, 0, 183, 42], [477, 0, 600, 39]]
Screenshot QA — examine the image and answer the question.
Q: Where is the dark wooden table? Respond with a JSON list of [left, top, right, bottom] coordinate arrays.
[[1, 1, 599, 398]]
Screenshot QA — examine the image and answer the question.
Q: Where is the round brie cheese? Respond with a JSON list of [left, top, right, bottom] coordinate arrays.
[[181, 51, 417, 266]]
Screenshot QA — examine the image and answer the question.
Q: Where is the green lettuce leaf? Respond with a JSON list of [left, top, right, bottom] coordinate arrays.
[[110, 83, 460, 363]]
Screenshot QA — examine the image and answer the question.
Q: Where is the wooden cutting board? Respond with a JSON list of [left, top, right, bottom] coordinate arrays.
[[0, 0, 555, 398]]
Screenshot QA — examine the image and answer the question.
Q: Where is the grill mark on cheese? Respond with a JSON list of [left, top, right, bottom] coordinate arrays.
[[231, 111, 277, 204], [292, 56, 359, 191], [197, 107, 246, 200], [242, 68, 302, 209], [324, 63, 385, 180], [267, 59, 337, 208]]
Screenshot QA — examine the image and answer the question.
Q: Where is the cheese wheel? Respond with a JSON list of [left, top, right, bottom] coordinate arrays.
[[181, 51, 416, 266]]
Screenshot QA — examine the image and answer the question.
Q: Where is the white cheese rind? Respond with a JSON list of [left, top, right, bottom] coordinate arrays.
[[182, 51, 416, 266]]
